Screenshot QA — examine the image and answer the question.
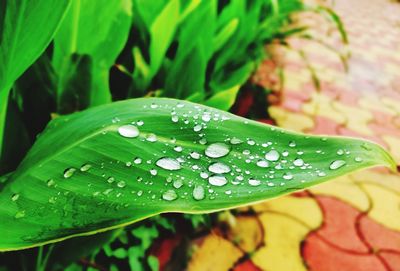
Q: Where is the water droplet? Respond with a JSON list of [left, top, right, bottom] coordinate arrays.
[[106, 177, 115, 184], [146, 133, 157, 142], [171, 115, 179, 123], [199, 138, 207, 145], [80, 163, 92, 172], [208, 162, 231, 174], [208, 175, 228, 186], [47, 179, 55, 187], [137, 120, 144, 126], [156, 157, 181, 171], [354, 157, 363, 162], [176, 103, 184, 108], [193, 124, 202, 132], [202, 113, 211, 122], [63, 168, 76, 178], [265, 150, 280, 161], [162, 190, 177, 201], [150, 169, 158, 176], [293, 158, 304, 167], [249, 179, 261, 186], [283, 172, 293, 180], [200, 172, 209, 179], [190, 151, 200, 159], [205, 143, 230, 158], [11, 194, 20, 201], [289, 141, 296, 147], [134, 157, 142, 164], [118, 125, 139, 138], [174, 146, 183, 152], [337, 149, 344, 155], [318, 172, 326, 177], [117, 181, 126, 188], [150, 103, 158, 109], [15, 210, 25, 219], [230, 137, 243, 145], [173, 179, 183, 189], [361, 143, 372, 151], [193, 185, 205, 200], [247, 139, 255, 146], [329, 160, 346, 170], [256, 160, 269, 168]]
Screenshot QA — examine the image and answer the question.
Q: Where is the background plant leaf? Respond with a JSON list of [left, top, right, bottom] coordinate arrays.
[[0, 98, 394, 251], [0, 0, 70, 161], [52, 0, 132, 112]]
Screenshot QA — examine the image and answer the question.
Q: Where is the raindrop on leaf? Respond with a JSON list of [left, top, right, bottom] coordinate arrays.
[[156, 157, 181, 171], [208, 175, 228, 186], [208, 162, 231, 174], [329, 160, 346, 170], [205, 143, 230, 158], [118, 125, 139, 138], [63, 168, 76, 178], [162, 190, 178, 201]]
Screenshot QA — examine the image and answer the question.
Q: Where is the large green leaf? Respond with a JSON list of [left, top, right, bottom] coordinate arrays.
[[0, 0, 70, 158], [52, 0, 132, 111], [0, 98, 395, 251]]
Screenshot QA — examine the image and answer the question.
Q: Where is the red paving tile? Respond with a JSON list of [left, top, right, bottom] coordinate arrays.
[[303, 234, 387, 271], [379, 252, 400, 271], [360, 215, 400, 252], [313, 196, 369, 253], [233, 260, 262, 271]]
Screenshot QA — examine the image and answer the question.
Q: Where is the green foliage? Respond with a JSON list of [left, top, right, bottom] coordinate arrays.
[[127, 0, 305, 109], [52, 0, 132, 113], [0, 0, 70, 162], [0, 98, 395, 251]]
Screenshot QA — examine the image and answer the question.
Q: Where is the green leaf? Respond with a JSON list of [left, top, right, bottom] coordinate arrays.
[[147, 255, 159, 271], [0, 98, 395, 251], [204, 85, 240, 111], [164, 0, 216, 98], [0, 0, 70, 159], [52, 0, 132, 110], [212, 18, 239, 52], [47, 229, 122, 270], [131, 0, 180, 94]]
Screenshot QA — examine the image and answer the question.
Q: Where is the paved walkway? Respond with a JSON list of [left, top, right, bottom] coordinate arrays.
[[184, 0, 400, 270]]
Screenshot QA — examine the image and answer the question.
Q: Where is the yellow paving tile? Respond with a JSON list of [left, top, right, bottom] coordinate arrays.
[[309, 175, 370, 211], [385, 62, 400, 76], [382, 135, 400, 162], [269, 106, 289, 122], [188, 235, 243, 271], [333, 101, 375, 136], [303, 93, 347, 124], [226, 216, 263, 253], [359, 96, 398, 116], [252, 195, 323, 229], [351, 170, 400, 194], [361, 183, 400, 232], [270, 106, 315, 132], [279, 112, 315, 132], [252, 213, 309, 271], [381, 97, 400, 114]]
